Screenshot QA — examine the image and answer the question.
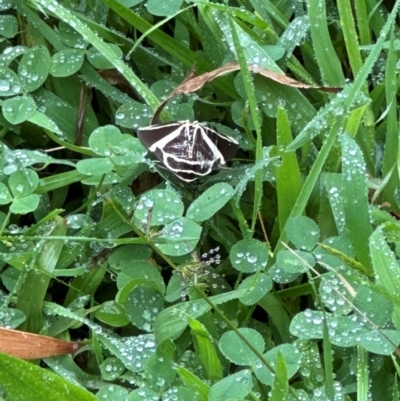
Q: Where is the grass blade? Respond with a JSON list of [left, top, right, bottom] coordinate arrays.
[[370, 226, 400, 329], [228, 14, 264, 232], [307, 0, 344, 85], [341, 134, 373, 271], [276, 107, 302, 234]]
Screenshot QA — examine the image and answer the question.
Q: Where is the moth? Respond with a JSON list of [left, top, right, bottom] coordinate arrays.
[[137, 120, 239, 182]]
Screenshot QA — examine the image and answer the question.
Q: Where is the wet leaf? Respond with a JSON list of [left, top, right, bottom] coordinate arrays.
[[238, 273, 272, 305], [0, 46, 27, 67], [275, 250, 315, 274], [268, 263, 303, 284], [319, 272, 355, 314], [118, 0, 143, 6], [0, 307, 25, 329], [155, 217, 202, 256], [109, 245, 153, 269], [165, 274, 182, 303], [341, 134, 372, 271], [187, 183, 234, 222], [253, 344, 301, 386], [88, 125, 126, 156], [10, 193, 40, 214], [86, 44, 123, 69], [59, 20, 87, 49], [230, 239, 269, 273], [98, 333, 157, 373], [2, 95, 37, 124], [270, 351, 289, 401], [95, 301, 130, 328], [76, 158, 114, 175], [133, 188, 184, 231], [117, 260, 164, 294], [8, 169, 39, 198], [288, 309, 399, 353], [147, 0, 184, 16], [126, 387, 160, 400], [0, 66, 22, 96], [99, 357, 125, 381], [370, 226, 400, 328], [50, 49, 85, 77], [286, 216, 320, 251], [154, 289, 248, 343], [278, 17, 310, 61], [208, 369, 252, 401], [359, 330, 400, 355], [144, 353, 176, 391], [0, 0, 14, 11], [189, 318, 222, 380], [65, 214, 95, 230], [219, 328, 264, 365], [115, 101, 153, 130], [123, 285, 164, 331], [0, 352, 97, 400], [0, 182, 12, 205], [0, 15, 18, 38], [353, 286, 393, 327], [97, 385, 129, 401], [18, 45, 51, 92], [109, 137, 147, 166]]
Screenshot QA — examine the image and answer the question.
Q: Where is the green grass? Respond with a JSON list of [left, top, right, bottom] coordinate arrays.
[[0, 0, 400, 400]]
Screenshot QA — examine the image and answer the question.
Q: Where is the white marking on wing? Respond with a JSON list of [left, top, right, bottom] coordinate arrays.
[[148, 126, 183, 152]]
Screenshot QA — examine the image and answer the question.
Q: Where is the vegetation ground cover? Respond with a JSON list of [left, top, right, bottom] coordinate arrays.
[[0, 0, 400, 400]]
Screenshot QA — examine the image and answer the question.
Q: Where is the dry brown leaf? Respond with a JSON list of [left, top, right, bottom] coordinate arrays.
[[0, 327, 81, 359], [152, 61, 342, 123], [249, 64, 341, 92], [171, 62, 342, 94]]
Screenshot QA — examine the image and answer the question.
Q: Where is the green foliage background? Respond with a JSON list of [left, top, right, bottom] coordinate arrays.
[[0, 0, 400, 400]]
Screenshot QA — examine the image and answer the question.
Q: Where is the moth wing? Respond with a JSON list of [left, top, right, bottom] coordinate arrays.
[[163, 153, 218, 175], [168, 170, 200, 182], [138, 121, 239, 182], [204, 127, 239, 163], [137, 122, 183, 149]]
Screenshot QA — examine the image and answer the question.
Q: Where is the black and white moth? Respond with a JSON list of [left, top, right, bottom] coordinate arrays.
[[137, 120, 239, 182]]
